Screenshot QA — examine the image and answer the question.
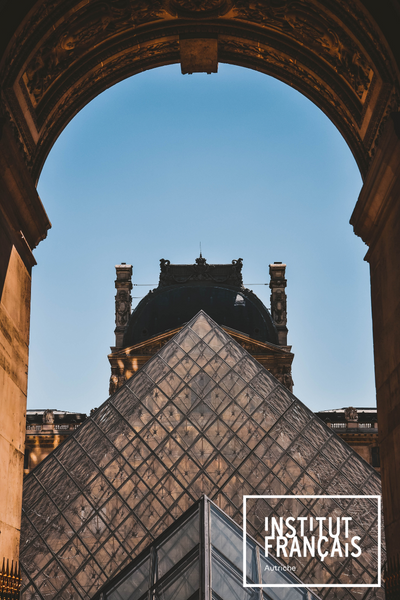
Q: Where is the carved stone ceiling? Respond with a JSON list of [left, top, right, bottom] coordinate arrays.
[[0, 0, 398, 180]]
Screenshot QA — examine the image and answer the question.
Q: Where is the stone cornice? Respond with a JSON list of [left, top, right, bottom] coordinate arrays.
[[351, 114, 400, 252]]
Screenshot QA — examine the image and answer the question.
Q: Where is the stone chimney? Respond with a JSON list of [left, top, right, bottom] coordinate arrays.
[[269, 262, 288, 346], [113, 263, 132, 350]]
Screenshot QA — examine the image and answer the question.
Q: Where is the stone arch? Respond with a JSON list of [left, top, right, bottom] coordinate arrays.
[[2, 0, 400, 591], [1, 0, 399, 183]]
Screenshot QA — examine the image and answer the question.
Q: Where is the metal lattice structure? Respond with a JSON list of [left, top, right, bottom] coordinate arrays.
[[20, 311, 385, 600], [91, 496, 322, 600]]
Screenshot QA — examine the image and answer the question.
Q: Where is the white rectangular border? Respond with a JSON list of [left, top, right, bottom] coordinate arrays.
[[242, 495, 381, 588]]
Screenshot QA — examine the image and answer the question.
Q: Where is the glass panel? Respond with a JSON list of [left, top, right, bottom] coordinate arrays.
[[79, 514, 111, 552], [250, 372, 277, 401], [204, 355, 231, 384], [268, 419, 298, 450], [189, 401, 216, 430], [265, 387, 294, 414], [63, 495, 95, 531], [211, 507, 257, 582], [75, 559, 107, 598], [157, 512, 199, 579], [190, 437, 215, 466], [205, 419, 233, 450], [23, 538, 52, 578], [217, 341, 244, 368], [126, 371, 154, 399], [341, 455, 373, 489], [203, 326, 230, 351], [107, 557, 150, 600], [190, 312, 214, 338], [188, 340, 215, 367], [26, 495, 60, 533], [92, 404, 121, 435], [173, 387, 200, 414], [284, 402, 313, 433], [302, 418, 331, 448], [156, 559, 199, 600], [212, 558, 258, 600], [173, 419, 200, 449], [41, 560, 69, 593], [235, 356, 261, 382], [158, 341, 186, 367], [187, 371, 215, 398], [144, 355, 170, 383], [76, 421, 117, 468], [219, 372, 247, 398], [22, 475, 45, 507], [174, 328, 202, 353], [41, 517, 74, 554], [175, 356, 201, 382]]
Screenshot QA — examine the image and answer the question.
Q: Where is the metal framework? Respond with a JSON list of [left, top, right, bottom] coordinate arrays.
[[92, 496, 321, 600]]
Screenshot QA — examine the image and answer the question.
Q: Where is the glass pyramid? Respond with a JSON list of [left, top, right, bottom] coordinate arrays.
[[20, 311, 385, 600], [91, 495, 322, 600]]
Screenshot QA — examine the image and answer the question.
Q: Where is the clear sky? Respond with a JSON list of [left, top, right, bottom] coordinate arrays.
[[27, 63, 374, 416]]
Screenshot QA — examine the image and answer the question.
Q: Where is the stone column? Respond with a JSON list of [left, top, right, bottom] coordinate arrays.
[[113, 263, 132, 348], [269, 262, 288, 346], [0, 123, 50, 562], [109, 264, 132, 395], [351, 114, 400, 575]]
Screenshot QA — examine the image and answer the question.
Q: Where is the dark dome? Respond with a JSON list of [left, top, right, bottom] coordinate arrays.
[[123, 284, 279, 347]]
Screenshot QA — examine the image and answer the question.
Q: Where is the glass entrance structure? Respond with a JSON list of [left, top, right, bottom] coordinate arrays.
[[20, 312, 385, 600], [93, 496, 320, 600]]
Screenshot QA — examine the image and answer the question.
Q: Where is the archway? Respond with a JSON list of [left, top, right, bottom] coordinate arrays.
[[1, 0, 400, 591]]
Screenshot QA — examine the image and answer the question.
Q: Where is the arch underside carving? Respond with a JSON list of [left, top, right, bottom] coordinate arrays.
[[1, 0, 399, 183]]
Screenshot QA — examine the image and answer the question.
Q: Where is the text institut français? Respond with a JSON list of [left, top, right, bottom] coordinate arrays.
[[265, 517, 361, 562]]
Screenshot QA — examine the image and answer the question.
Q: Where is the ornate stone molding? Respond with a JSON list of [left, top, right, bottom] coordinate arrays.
[[159, 256, 243, 287], [0, 0, 398, 178]]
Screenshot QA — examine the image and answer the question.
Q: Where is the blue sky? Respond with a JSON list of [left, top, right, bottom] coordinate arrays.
[[28, 63, 373, 415]]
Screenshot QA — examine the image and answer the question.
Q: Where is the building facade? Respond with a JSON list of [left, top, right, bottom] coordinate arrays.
[[316, 407, 380, 471], [24, 411, 87, 475]]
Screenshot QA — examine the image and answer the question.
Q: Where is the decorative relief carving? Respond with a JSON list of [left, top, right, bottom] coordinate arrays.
[[345, 406, 358, 422], [22, 0, 164, 107], [109, 373, 126, 395], [159, 256, 243, 287], [233, 0, 373, 100], [271, 289, 287, 325], [43, 409, 55, 424], [168, 0, 230, 17], [34, 38, 179, 157], [116, 290, 131, 327], [269, 366, 293, 391]]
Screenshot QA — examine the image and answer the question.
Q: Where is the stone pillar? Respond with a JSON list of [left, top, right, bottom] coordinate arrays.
[[0, 123, 50, 562], [113, 263, 132, 348], [109, 264, 132, 395], [351, 114, 400, 574], [269, 262, 288, 346]]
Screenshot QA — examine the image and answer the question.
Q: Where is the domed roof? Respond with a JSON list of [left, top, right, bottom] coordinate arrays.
[[122, 257, 279, 347]]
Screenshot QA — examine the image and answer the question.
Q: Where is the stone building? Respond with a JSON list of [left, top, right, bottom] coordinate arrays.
[[316, 407, 379, 470], [109, 257, 294, 395], [24, 410, 87, 475]]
